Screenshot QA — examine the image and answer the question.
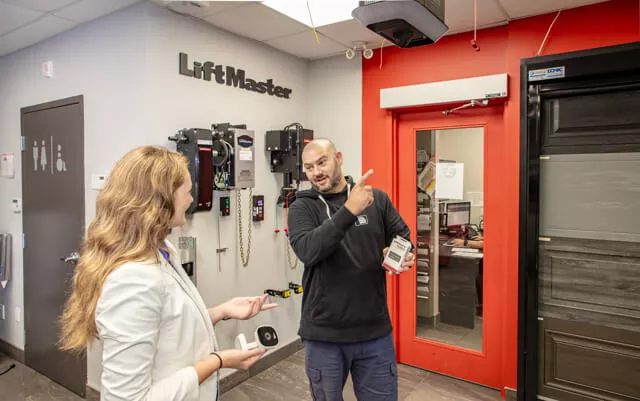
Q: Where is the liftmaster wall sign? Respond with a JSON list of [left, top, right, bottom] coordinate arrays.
[[179, 52, 293, 99]]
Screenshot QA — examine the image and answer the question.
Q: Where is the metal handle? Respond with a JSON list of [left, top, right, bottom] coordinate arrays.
[[60, 251, 80, 264]]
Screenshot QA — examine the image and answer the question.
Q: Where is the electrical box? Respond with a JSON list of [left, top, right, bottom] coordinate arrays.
[[265, 126, 313, 180], [211, 123, 255, 190], [220, 196, 230, 216], [265, 123, 313, 207], [168, 128, 214, 214], [252, 195, 264, 221]]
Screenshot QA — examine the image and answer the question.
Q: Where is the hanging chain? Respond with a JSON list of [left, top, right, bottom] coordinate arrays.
[[285, 232, 299, 269], [280, 200, 298, 270], [237, 188, 252, 267]]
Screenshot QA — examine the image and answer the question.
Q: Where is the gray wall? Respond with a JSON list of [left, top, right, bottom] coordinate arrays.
[[308, 54, 362, 178], [0, 1, 149, 356]]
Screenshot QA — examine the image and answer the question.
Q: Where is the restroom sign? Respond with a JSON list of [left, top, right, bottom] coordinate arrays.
[[31, 137, 68, 175]]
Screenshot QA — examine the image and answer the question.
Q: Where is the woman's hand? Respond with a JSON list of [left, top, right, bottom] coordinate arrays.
[[217, 348, 266, 370], [222, 294, 278, 321], [194, 348, 265, 383]]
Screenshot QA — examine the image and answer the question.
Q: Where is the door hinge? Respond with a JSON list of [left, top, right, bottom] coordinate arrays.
[[539, 156, 551, 160], [539, 237, 551, 242], [538, 316, 544, 321], [20, 136, 26, 152], [22, 233, 26, 249]]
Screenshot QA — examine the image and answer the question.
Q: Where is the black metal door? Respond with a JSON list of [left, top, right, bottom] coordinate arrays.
[[520, 42, 640, 401], [21, 95, 86, 397]]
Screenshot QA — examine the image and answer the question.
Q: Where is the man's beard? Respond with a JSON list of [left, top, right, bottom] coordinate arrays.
[[312, 171, 342, 194]]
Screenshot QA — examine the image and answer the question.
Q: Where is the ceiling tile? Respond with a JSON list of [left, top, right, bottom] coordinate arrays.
[[444, 0, 508, 35], [203, 3, 307, 42], [497, 0, 610, 19], [317, 19, 387, 48], [0, 14, 76, 56], [165, 1, 259, 19], [263, 0, 359, 28], [2, 0, 78, 13], [264, 30, 347, 60], [52, 0, 142, 23], [0, 2, 43, 36]]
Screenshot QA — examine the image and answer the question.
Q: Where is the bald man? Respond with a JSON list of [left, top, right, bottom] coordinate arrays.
[[287, 138, 414, 401]]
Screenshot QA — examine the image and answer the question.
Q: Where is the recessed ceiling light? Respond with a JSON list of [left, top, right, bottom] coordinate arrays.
[[262, 0, 359, 28]]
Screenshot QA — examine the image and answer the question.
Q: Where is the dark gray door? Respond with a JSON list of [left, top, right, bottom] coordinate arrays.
[[537, 83, 640, 400], [21, 96, 86, 397]]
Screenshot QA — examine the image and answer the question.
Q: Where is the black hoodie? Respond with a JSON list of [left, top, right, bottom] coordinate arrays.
[[287, 176, 413, 343]]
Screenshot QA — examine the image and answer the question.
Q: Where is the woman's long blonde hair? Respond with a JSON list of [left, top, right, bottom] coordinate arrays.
[[59, 146, 189, 352]]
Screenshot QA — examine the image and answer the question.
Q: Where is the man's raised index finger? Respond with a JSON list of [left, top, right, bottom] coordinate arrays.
[[357, 169, 374, 187]]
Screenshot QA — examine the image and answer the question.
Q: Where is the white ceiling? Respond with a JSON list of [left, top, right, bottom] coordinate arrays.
[[0, 0, 143, 56], [0, 0, 610, 59]]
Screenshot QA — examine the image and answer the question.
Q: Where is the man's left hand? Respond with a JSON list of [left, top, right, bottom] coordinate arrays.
[[382, 247, 415, 275]]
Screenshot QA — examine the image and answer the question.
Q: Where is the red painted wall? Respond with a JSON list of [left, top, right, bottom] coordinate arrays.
[[362, 0, 639, 391]]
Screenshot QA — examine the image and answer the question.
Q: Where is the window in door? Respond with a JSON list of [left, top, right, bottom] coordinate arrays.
[[415, 127, 485, 352]]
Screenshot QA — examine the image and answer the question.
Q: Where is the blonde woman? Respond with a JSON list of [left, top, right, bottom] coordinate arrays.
[[59, 146, 275, 401]]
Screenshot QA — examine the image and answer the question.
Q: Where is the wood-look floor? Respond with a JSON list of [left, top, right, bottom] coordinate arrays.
[[222, 350, 501, 401], [0, 350, 502, 401]]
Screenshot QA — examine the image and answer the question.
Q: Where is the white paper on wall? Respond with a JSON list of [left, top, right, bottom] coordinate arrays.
[[0, 153, 15, 178], [435, 162, 464, 200], [467, 191, 483, 207]]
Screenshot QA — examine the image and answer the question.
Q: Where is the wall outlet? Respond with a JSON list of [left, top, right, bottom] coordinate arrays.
[[15, 306, 21, 323]]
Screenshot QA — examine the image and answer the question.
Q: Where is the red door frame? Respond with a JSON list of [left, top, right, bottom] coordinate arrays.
[[388, 104, 507, 390]]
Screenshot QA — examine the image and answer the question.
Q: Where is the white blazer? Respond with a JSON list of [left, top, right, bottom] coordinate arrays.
[[95, 240, 219, 401]]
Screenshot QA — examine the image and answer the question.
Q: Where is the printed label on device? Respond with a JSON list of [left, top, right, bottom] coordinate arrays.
[[528, 66, 565, 81], [382, 235, 412, 274]]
